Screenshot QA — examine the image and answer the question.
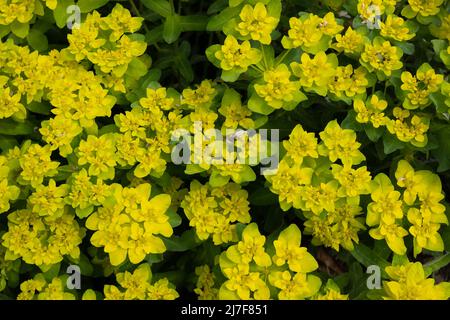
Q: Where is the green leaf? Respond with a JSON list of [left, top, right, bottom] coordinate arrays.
[[401, 5, 416, 19], [142, 0, 172, 17], [209, 172, 230, 187], [249, 187, 278, 206], [10, 21, 29, 38], [341, 110, 364, 131], [145, 25, 164, 45], [383, 134, 404, 154], [258, 45, 275, 69], [0, 25, 10, 38], [174, 52, 194, 83], [163, 14, 182, 44], [167, 208, 182, 228], [77, 0, 108, 13], [25, 101, 51, 115], [75, 206, 94, 219], [42, 263, 61, 282], [53, 0, 75, 29], [180, 15, 208, 31], [126, 57, 148, 79], [350, 243, 389, 278], [207, 6, 241, 31], [393, 41, 414, 55], [0, 136, 17, 152], [364, 126, 383, 142], [27, 29, 48, 52], [78, 253, 94, 276], [0, 120, 35, 135], [431, 126, 450, 172], [221, 69, 241, 82], [430, 92, 448, 113], [162, 230, 200, 252], [431, 39, 447, 55], [146, 254, 164, 265], [207, 0, 228, 14], [248, 94, 275, 115], [423, 253, 450, 277]]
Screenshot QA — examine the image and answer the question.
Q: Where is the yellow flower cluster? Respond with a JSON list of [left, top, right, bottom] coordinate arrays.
[[367, 160, 447, 255], [194, 265, 219, 300], [181, 180, 251, 245], [18, 275, 75, 300], [315, 280, 349, 300], [86, 183, 173, 266], [0, 39, 118, 133], [2, 209, 84, 266], [382, 262, 450, 300], [282, 12, 343, 53], [266, 121, 368, 251], [219, 223, 321, 300], [0, 0, 56, 33], [103, 264, 178, 300], [66, 4, 147, 76], [235, 3, 279, 45], [0, 155, 20, 214], [354, 96, 431, 147], [360, 37, 403, 78], [401, 63, 444, 109]]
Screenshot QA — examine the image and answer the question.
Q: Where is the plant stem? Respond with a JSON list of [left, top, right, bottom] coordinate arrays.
[[128, 0, 150, 33]]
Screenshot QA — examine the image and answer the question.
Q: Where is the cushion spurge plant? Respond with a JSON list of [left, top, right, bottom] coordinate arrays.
[[0, 0, 449, 302]]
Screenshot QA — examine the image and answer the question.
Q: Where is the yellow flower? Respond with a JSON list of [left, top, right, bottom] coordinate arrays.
[[218, 89, 254, 129], [235, 3, 278, 45], [304, 201, 366, 251], [254, 64, 301, 109], [77, 134, 118, 180], [357, 0, 385, 23], [266, 160, 313, 211], [0, 83, 26, 120], [333, 27, 367, 54], [181, 180, 250, 244], [147, 278, 179, 300], [407, 0, 443, 17], [383, 262, 450, 300], [182, 80, 217, 108], [194, 265, 218, 300], [367, 173, 404, 226], [215, 35, 261, 73], [318, 120, 366, 166], [38, 278, 75, 300], [28, 179, 68, 219], [380, 15, 415, 41], [408, 208, 444, 255], [219, 256, 270, 300], [225, 223, 271, 267], [291, 51, 337, 96], [360, 37, 403, 77], [401, 63, 443, 109], [316, 280, 349, 300], [283, 124, 318, 162], [269, 271, 321, 300], [282, 12, 342, 53], [2, 210, 83, 266], [331, 164, 371, 197], [19, 143, 59, 188], [39, 116, 82, 157], [140, 87, 175, 112], [116, 264, 151, 300], [273, 224, 319, 273]]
